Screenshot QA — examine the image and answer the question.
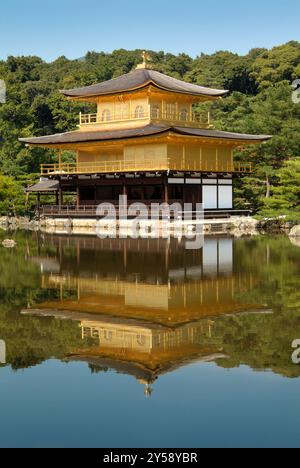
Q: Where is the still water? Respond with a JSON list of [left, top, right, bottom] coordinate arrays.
[[0, 231, 300, 448]]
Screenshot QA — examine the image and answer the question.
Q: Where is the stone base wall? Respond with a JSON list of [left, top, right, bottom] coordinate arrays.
[[0, 215, 262, 237]]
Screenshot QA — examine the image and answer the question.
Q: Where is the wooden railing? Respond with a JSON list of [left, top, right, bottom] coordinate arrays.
[[39, 203, 182, 218], [168, 161, 252, 173], [41, 159, 169, 175], [40, 159, 252, 176], [79, 108, 211, 128]]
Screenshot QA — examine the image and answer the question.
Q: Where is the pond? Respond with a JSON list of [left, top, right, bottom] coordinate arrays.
[[0, 231, 299, 448]]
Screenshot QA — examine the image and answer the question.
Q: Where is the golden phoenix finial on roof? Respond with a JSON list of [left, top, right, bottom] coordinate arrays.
[[136, 51, 153, 70]]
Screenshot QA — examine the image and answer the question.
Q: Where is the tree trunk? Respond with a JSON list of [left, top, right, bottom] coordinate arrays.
[[265, 175, 271, 198]]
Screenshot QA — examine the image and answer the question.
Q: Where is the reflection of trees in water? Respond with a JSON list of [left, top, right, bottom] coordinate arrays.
[[0, 232, 42, 290], [202, 235, 300, 378], [0, 308, 85, 370], [0, 284, 90, 370], [233, 236, 300, 312], [207, 312, 300, 378]]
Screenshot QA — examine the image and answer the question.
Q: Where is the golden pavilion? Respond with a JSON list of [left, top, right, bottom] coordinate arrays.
[[21, 52, 271, 217]]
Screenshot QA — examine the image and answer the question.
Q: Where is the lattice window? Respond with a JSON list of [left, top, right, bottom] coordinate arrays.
[[102, 109, 111, 121], [179, 109, 189, 121], [165, 103, 176, 119], [151, 105, 160, 119], [137, 334, 146, 346], [134, 105, 145, 119]]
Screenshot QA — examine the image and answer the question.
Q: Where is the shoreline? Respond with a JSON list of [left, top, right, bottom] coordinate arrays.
[[0, 215, 296, 237]]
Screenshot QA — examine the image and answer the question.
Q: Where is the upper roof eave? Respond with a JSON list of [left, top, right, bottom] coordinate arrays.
[[60, 69, 229, 100]]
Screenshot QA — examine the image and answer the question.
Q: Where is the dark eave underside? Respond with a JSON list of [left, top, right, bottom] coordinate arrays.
[[60, 69, 228, 99], [19, 124, 272, 146]]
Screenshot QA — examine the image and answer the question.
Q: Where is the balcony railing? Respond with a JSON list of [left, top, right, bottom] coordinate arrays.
[[40, 159, 252, 176], [79, 108, 211, 128]]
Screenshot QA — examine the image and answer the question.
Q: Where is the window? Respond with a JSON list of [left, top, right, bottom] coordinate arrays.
[[203, 179, 217, 185], [168, 185, 184, 200], [104, 330, 113, 341], [137, 335, 146, 346], [83, 327, 91, 337], [96, 186, 122, 201], [179, 109, 189, 121], [92, 329, 100, 339], [203, 185, 217, 209], [128, 186, 143, 200], [134, 105, 144, 119], [144, 185, 163, 201], [218, 186, 233, 209], [102, 109, 111, 121], [218, 238, 233, 274], [203, 239, 218, 275], [80, 188, 95, 202], [166, 103, 176, 119], [151, 105, 160, 119]]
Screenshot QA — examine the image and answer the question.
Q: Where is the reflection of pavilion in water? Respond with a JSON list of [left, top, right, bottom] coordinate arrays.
[[25, 236, 264, 393], [25, 308, 224, 395], [0, 340, 5, 364], [35, 236, 258, 323]]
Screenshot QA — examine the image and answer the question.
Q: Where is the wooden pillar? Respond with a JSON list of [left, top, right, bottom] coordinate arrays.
[[60, 280, 63, 301], [94, 182, 97, 206], [164, 177, 168, 204], [123, 178, 127, 197], [77, 240, 80, 267], [58, 150, 62, 172], [76, 178, 80, 208], [58, 187, 63, 207], [123, 244, 127, 270], [59, 237, 63, 264], [55, 191, 59, 206], [37, 193, 41, 209]]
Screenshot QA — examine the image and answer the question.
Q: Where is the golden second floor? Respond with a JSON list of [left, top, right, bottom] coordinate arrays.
[[41, 141, 252, 176]]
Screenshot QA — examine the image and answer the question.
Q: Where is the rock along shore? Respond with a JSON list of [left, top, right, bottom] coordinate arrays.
[[0, 214, 282, 237]]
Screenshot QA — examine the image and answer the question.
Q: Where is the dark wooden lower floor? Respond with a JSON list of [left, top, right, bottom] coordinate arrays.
[[34, 173, 236, 211]]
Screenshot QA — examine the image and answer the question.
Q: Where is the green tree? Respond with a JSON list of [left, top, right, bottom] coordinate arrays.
[[259, 158, 300, 220], [1, 43, 300, 215], [251, 41, 300, 89], [0, 175, 25, 215]]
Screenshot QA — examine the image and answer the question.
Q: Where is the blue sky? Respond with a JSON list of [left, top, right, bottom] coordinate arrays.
[[0, 0, 299, 61]]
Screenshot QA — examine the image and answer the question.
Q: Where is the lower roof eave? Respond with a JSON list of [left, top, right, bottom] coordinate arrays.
[[19, 124, 272, 149], [44, 169, 250, 180]]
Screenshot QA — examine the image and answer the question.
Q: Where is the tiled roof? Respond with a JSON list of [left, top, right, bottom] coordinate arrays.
[[61, 69, 228, 99]]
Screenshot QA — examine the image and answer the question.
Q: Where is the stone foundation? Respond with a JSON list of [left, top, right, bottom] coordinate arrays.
[[0, 215, 262, 237]]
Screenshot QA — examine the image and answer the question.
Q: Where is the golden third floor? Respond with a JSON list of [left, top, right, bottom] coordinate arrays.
[[60, 59, 227, 132], [78, 92, 212, 131]]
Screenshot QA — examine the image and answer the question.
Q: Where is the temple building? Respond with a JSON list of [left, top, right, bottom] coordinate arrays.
[[20, 53, 271, 217]]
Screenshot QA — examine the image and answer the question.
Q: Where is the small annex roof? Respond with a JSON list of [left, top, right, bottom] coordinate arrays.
[[60, 68, 228, 99], [26, 178, 59, 192], [19, 124, 272, 147]]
